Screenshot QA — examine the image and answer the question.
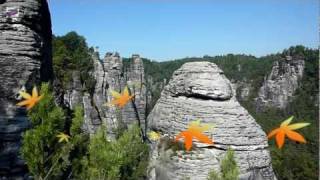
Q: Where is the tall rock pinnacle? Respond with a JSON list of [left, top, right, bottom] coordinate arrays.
[[0, 0, 53, 178], [82, 53, 147, 137]]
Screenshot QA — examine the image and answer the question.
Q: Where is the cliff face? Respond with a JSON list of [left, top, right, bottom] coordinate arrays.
[[63, 71, 83, 110], [63, 53, 147, 137], [83, 52, 124, 135], [0, 0, 52, 178], [231, 80, 252, 102], [147, 62, 276, 180], [122, 55, 147, 127], [255, 56, 304, 111]]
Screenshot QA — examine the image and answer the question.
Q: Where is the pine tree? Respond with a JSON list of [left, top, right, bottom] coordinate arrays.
[[81, 124, 149, 180], [21, 83, 89, 179], [21, 83, 66, 179], [208, 149, 239, 180]]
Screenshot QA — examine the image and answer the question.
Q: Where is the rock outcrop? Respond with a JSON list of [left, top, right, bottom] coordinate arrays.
[[255, 56, 304, 111], [77, 53, 147, 136], [147, 62, 276, 180], [63, 71, 83, 110], [122, 54, 147, 127], [0, 0, 52, 178], [231, 80, 252, 102]]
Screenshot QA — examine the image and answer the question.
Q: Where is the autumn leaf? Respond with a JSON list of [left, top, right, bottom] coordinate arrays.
[[105, 86, 134, 108], [189, 119, 215, 132], [56, 132, 70, 143], [175, 120, 214, 151], [16, 86, 43, 110], [267, 116, 310, 149], [148, 131, 161, 141]]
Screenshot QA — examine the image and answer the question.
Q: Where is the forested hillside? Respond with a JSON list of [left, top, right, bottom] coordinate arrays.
[[142, 45, 319, 180], [52, 32, 96, 94]]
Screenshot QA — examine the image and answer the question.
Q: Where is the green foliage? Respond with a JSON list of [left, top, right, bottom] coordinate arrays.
[[80, 124, 149, 180], [21, 83, 66, 179], [52, 32, 95, 93], [21, 83, 149, 179], [69, 106, 90, 178], [21, 84, 89, 179], [208, 149, 239, 180], [220, 150, 239, 180], [70, 106, 85, 136], [208, 170, 221, 180], [271, 145, 318, 180]]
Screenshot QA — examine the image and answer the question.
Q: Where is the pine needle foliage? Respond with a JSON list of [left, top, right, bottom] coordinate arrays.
[[21, 83, 89, 179], [80, 125, 149, 180], [208, 149, 239, 180]]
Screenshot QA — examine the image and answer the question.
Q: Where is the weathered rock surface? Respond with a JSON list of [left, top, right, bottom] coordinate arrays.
[[232, 80, 252, 102], [63, 71, 83, 110], [78, 53, 147, 136], [255, 56, 304, 111], [0, 0, 52, 178], [122, 54, 147, 128], [147, 62, 276, 180]]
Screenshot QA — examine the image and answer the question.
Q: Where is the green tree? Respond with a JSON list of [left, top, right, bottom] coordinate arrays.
[[21, 83, 66, 179], [21, 83, 89, 179], [52, 32, 95, 93], [208, 149, 239, 180], [80, 124, 149, 180]]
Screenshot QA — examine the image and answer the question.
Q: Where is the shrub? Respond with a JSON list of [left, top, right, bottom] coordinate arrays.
[[80, 124, 149, 180], [208, 149, 239, 180], [21, 83, 89, 179]]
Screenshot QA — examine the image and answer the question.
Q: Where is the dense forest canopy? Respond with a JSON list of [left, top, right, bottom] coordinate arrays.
[[52, 31, 95, 94]]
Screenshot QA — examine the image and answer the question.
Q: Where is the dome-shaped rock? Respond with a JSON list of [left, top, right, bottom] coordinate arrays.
[[147, 62, 276, 180]]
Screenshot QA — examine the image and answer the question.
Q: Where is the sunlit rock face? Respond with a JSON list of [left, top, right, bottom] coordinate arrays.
[[122, 54, 147, 128], [147, 62, 276, 180], [79, 53, 147, 137], [255, 56, 305, 111], [0, 0, 53, 178]]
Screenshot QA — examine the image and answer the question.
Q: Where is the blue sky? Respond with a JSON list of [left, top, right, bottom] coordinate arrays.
[[49, 0, 318, 61]]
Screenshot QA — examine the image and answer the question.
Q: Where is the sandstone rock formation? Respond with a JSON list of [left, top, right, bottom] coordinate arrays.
[[123, 54, 147, 128], [147, 62, 276, 180], [63, 71, 83, 110], [255, 56, 304, 111], [0, 0, 52, 178], [67, 53, 148, 137], [231, 80, 252, 102]]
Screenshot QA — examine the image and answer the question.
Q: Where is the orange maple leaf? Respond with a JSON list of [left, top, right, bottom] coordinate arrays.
[[108, 86, 134, 108], [268, 116, 310, 149], [16, 87, 43, 110], [175, 120, 214, 151]]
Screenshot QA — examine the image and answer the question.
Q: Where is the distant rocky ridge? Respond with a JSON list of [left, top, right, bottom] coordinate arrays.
[[147, 62, 276, 180], [255, 56, 304, 111], [0, 0, 52, 178]]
